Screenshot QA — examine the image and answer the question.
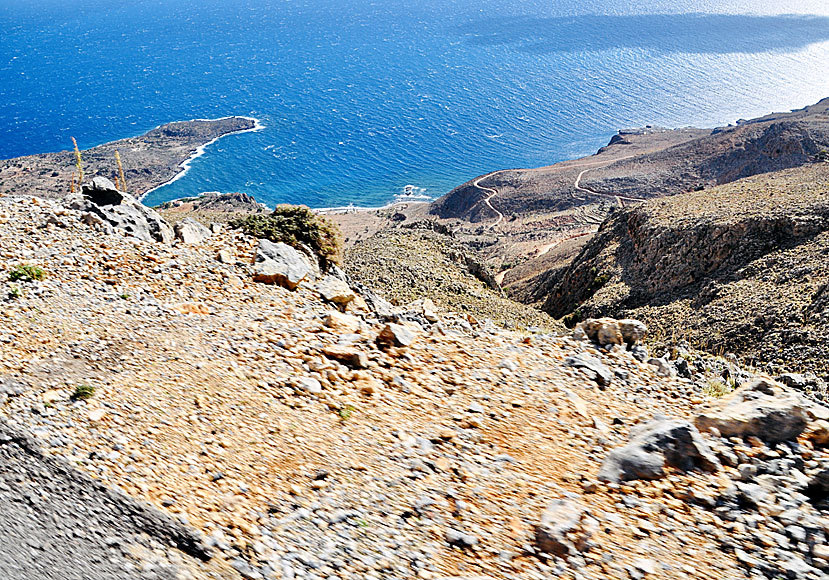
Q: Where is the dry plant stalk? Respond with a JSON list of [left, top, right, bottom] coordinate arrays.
[[71, 137, 84, 186], [115, 150, 127, 193]]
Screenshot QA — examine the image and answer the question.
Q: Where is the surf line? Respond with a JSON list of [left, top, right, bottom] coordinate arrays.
[[138, 116, 265, 203]]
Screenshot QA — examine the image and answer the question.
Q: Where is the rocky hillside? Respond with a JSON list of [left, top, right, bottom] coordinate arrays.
[[343, 223, 556, 330], [542, 163, 829, 384], [157, 192, 268, 225], [6, 183, 829, 580], [430, 98, 829, 223]]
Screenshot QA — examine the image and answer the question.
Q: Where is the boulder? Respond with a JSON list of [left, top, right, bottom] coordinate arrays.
[[174, 218, 211, 244], [806, 468, 829, 502], [534, 498, 588, 556], [67, 179, 174, 243], [322, 344, 369, 369], [777, 373, 809, 390], [694, 378, 808, 443], [648, 357, 675, 378], [324, 311, 362, 334], [252, 240, 313, 290], [405, 298, 439, 323], [575, 317, 622, 346], [598, 418, 719, 482], [376, 323, 416, 348], [84, 176, 126, 205], [316, 276, 356, 308], [618, 319, 648, 346], [217, 249, 234, 264], [296, 377, 322, 394], [575, 317, 648, 348], [565, 354, 612, 387]]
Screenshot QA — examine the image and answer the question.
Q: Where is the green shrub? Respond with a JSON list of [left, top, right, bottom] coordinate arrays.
[[229, 205, 342, 267], [591, 273, 610, 290], [72, 384, 95, 400], [562, 308, 583, 328], [338, 404, 356, 421], [9, 265, 45, 282]]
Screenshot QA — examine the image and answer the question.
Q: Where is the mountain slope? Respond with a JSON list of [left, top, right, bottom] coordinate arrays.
[[542, 163, 829, 380]]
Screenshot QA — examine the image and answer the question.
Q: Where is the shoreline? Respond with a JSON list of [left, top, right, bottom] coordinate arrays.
[[314, 198, 431, 215], [138, 116, 265, 202]]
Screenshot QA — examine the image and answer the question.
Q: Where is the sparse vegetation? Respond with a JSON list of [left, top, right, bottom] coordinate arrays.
[[71, 137, 84, 192], [338, 404, 356, 421], [115, 150, 127, 193], [9, 264, 45, 282], [230, 205, 343, 267], [72, 384, 95, 400], [562, 307, 583, 328], [8, 286, 21, 299], [703, 376, 737, 398]]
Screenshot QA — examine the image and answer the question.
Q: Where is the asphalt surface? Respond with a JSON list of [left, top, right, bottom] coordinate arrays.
[[0, 418, 212, 580]]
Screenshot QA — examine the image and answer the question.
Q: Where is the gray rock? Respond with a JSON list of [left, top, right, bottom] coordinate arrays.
[[66, 181, 174, 244], [647, 357, 674, 378], [376, 323, 415, 348], [315, 276, 356, 308], [599, 445, 666, 482], [675, 357, 692, 379], [695, 378, 808, 443], [296, 377, 323, 394], [0, 417, 211, 580], [444, 528, 478, 548], [534, 498, 587, 556], [598, 419, 719, 482], [174, 217, 211, 244], [253, 240, 313, 290], [807, 467, 829, 502], [631, 345, 648, 362], [85, 176, 125, 205], [565, 354, 612, 387], [777, 373, 809, 389]]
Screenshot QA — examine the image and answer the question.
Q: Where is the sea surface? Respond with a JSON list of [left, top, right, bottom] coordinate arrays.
[[2, 0, 829, 208]]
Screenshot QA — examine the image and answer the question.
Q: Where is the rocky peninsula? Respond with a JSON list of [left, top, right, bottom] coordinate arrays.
[[0, 117, 257, 201]]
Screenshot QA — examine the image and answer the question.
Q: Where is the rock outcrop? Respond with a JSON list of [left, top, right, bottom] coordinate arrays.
[[252, 239, 314, 290], [174, 217, 211, 244], [695, 378, 809, 443], [66, 177, 174, 244], [541, 163, 829, 385], [598, 418, 719, 482]]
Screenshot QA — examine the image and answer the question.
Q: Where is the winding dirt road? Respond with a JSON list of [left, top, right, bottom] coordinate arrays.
[[473, 155, 644, 230], [570, 155, 644, 205], [472, 170, 511, 229]]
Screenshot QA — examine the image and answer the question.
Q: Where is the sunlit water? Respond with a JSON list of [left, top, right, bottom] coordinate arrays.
[[2, 0, 829, 207]]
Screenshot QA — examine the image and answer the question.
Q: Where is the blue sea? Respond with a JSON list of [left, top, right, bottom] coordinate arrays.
[[2, 0, 829, 208]]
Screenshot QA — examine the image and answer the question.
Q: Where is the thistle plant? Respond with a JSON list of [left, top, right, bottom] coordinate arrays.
[[71, 137, 84, 191], [115, 150, 127, 193]]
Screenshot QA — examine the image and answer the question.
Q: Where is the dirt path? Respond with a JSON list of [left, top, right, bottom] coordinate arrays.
[[472, 170, 511, 229], [570, 155, 643, 204], [474, 154, 642, 230]]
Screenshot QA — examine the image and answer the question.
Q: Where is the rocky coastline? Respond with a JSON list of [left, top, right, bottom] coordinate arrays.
[[0, 116, 257, 201]]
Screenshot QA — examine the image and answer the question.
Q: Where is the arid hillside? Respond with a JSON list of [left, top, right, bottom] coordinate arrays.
[[541, 163, 829, 382]]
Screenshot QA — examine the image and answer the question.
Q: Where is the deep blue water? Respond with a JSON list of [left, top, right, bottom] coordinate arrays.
[[2, 0, 829, 208]]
